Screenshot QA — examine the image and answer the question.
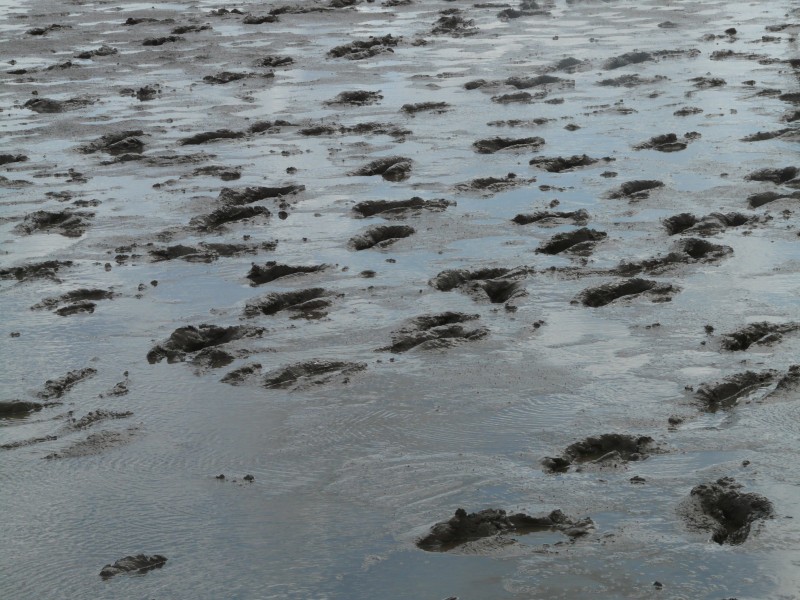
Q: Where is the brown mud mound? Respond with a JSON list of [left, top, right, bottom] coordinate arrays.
[[23, 97, 94, 113], [0, 260, 73, 282], [578, 278, 678, 307], [663, 212, 753, 235], [246, 262, 327, 285], [328, 34, 400, 60], [325, 90, 383, 106], [431, 10, 478, 37], [68, 410, 133, 430], [147, 325, 264, 364], [744, 166, 798, 184], [0, 401, 45, 417], [45, 427, 139, 459], [430, 267, 526, 292], [255, 54, 293, 67], [472, 136, 545, 154], [747, 190, 800, 208], [401, 102, 450, 114], [242, 14, 279, 24], [541, 434, 657, 473], [353, 197, 453, 218], [78, 131, 145, 155], [15, 210, 93, 237], [608, 180, 664, 199], [142, 36, 183, 46], [537, 228, 607, 256], [38, 368, 96, 400], [695, 370, 777, 409], [262, 360, 367, 389], [597, 74, 664, 87], [349, 156, 412, 182], [220, 363, 262, 385], [217, 185, 304, 205], [634, 132, 698, 152], [455, 174, 536, 195], [741, 129, 795, 142], [179, 129, 245, 145], [719, 322, 800, 351], [150, 242, 275, 263], [603, 51, 653, 70], [349, 225, 415, 250], [529, 155, 605, 173], [512, 209, 589, 226], [613, 238, 732, 275], [190, 205, 270, 230], [492, 91, 536, 104], [774, 365, 800, 395], [100, 554, 167, 579], [244, 288, 335, 319], [682, 478, 773, 545], [32, 289, 115, 313], [384, 312, 489, 352], [417, 508, 593, 552], [203, 71, 268, 85], [0, 153, 28, 165]]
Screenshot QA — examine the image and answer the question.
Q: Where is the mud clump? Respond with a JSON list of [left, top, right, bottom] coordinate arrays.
[[150, 241, 275, 263], [100, 554, 167, 579], [349, 225, 415, 250], [430, 267, 521, 292], [172, 24, 212, 34], [328, 34, 400, 60], [417, 508, 593, 552], [33, 288, 115, 314], [613, 238, 732, 275], [401, 102, 450, 114], [529, 155, 603, 173], [741, 129, 793, 142], [578, 278, 678, 307], [242, 14, 279, 24], [683, 478, 773, 544], [147, 325, 264, 363], [492, 91, 534, 104], [142, 36, 183, 46], [245, 288, 334, 319], [0, 401, 45, 417], [74, 45, 117, 59], [747, 190, 800, 208], [384, 312, 489, 353], [350, 156, 412, 182], [217, 185, 304, 205], [23, 98, 94, 113], [431, 10, 478, 37], [542, 434, 657, 473], [78, 131, 145, 155], [603, 51, 653, 70], [0, 260, 73, 282], [744, 166, 798, 184], [325, 90, 383, 106], [220, 363, 262, 385], [203, 71, 263, 85], [0, 153, 28, 165], [456, 174, 535, 195], [190, 205, 270, 230], [246, 262, 327, 285], [38, 368, 97, 400], [635, 133, 696, 152], [663, 212, 752, 235], [609, 180, 664, 199], [512, 209, 589, 226], [179, 129, 245, 145], [262, 360, 366, 389], [353, 197, 453, 218], [597, 74, 662, 87], [15, 210, 93, 237], [472, 137, 545, 154], [68, 410, 133, 430], [695, 370, 777, 409], [429, 267, 527, 304], [537, 228, 607, 256], [719, 322, 800, 351], [255, 55, 293, 68]]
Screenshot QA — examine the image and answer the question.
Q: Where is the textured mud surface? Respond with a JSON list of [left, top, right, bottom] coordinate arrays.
[[3, 0, 800, 599]]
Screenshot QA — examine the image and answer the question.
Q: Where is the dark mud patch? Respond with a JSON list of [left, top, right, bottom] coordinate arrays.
[[45, 427, 139, 459], [244, 288, 336, 319], [191, 348, 236, 370], [15, 210, 93, 237], [774, 365, 800, 395], [68, 410, 133, 430], [491, 91, 536, 104], [242, 14, 279, 24], [577, 278, 678, 307], [150, 241, 276, 263], [473, 136, 545, 154], [512, 209, 589, 226], [32, 288, 116, 315], [663, 212, 753, 235], [190, 205, 271, 230], [597, 74, 665, 87], [23, 97, 94, 113], [719, 322, 800, 351], [417, 508, 593, 552], [747, 190, 800, 208], [191, 166, 242, 181], [203, 71, 270, 85], [246, 262, 328, 286], [171, 24, 212, 34], [142, 36, 183, 46], [635, 132, 699, 152], [349, 225, 415, 250], [744, 166, 798, 184], [488, 118, 553, 128], [431, 10, 478, 37], [328, 34, 400, 60], [690, 76, 726, 89], [741, 128, 795, 142], [350, 156, 412, 182], [674, 106, 703, 117], [353, 197, 453, 218], [220, 363, 262, 386], [74, 45, 118, 59], [0, 260, 73, 282], [218, 185, 304, 205], [299, 122, 410, 140], [0, 401, 46, 418], [401, 102, 450, 114], [529, 155, 608, 173], [455, 174, 536, 195], [613, 238, 732, 275], [603, 51, 653, 70], [179, 129, 245, 145], [147, 325, 264, 364], [681, 477, 773, 545], [0, 153, 28, 165], [695, 370, 778, 409], [608, 180, 664, 199], [262, 360, 366, 389], [255, 55, 293, 67], [430, 267, 529, 305], [542, 434, 657, 473], [325, 90, 383, 106], [1, 435, 58, 450], [383, 312, 489, 353], [537, 228, 607, 256], [38, 368, 96, 400], [78, 131, 145, 156], [100, 555, 167, 579], [430, 267, 525, 291]]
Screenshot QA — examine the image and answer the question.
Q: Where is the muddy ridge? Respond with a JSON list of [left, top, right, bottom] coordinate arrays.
[[578, 278, 678, 307], [512, 209, 589, 226], [719, 322, 800, 351], [147, 325, 264, 364], [663, 212, 753, 235], [349, 156, 412, 182], [100, 554, 167, 579], [246, 262, 328, 286], [349, 225, 415, 250], [608, 180, 664, 199], [694, 370, 777, 409], [244, 288, 335, 319], [352, 197, 453, 218], [542, 434, 658, 473], [613, 238, 732, 275], [383, 312, 489, 353], [262, 360, 367, 389], [537, 228, 607, 256], [0, 260, 73, 282], [15, 210, 94, 237], [38, 368, 97, 400], [472, 136, 545, 154]]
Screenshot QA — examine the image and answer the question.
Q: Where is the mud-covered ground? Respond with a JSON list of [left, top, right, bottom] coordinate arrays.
[[2, 0, 800, 598]]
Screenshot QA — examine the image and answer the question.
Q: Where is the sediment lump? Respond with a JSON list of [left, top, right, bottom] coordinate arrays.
[[0, 260, 73, 281], [384, 312, 489, 352], [472, 137, 545, 154], [246, 262, 327, 285], [325, 90, 383, 105], [150, 242, 276, 262], [23, 97, 94, 113], [747, 190, 800, 208], [536, 228, 607, 255], [0, 401, 45, 417], [695, 370, 777, 408], [255, 55, 293, 67], [349, 225, 415, 250], [541, 434, 657, 473], [401, 102, 450, 114], [663, 212, 753, 235], [634, 132, 698, 152], [745, 166, 799, 184], [100, 554, 167, 579], [32, 288, 115, 314], [417, 508, 594, 552], [431, 10, 478, 37], [603, 51, 653, 70], [529, 155, 603, 172], [455, 174, 536, 194], [179, 129, 245, 145], [430, 267, 524, 291], [190, 205, 271, 230], [578, 278, 678, 307], [608, 180, 664, 199], [328, 35, 400, 59], [147, 325, 264, 364], [217, 185, 304, 204], [682, 478, 773, 544], [244, 288, 335, 319], [15, 210, 93, 237], [0, 153, 28, 165], [349, 156, 412, 182], [262, 360, 366, 389], [38, 368, 97, 399], [512, 209, 589, 226], [719, 322, 800, 351], [613, 238, 732, 275], [352, 197, 453, 218], [78, 131, 145, 155], [68, 410, 133, 430]]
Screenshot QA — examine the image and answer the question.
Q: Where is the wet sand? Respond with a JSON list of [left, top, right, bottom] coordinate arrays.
[[2, 0, 800, 598]]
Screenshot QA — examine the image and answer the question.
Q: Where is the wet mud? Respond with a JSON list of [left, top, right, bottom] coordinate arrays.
[[349, 224, 415, 250], [536, 227, 607, 256], [147, 325, 264, 364], [38, 368, 96, 400], [45, 427, 139, 459], [244, 288, 336, 319], [541, 434, 658, 473], [719, 322, 800, 351], [349, 156, 413, 182], [383, 312, 489, 352], [612, 238, 733, 275], [577, 278, 679, 307], [246, 262, 327, 286], [352, 197, 453, 218], [99, 554, 167, 579], [512, 209, 589, 226], [15, 210, 93, 237], [262, 360, 367, 389], [694, 370, 778, 409]]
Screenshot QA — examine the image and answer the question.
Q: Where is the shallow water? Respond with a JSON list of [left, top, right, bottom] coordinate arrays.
[[2, 0, 800, 598]]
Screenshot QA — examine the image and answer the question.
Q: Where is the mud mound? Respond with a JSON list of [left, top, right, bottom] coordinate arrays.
[[151, 242, 275, 263], [512, 209, 589, 226], [32, 288, 115, 315], [664, 212, 753, 235], [246, 262, 327, 285], [171, 24, 212, 34], [542, 434, 657, 473], [690, 76, 726, 89], [255, 55, 293, 67], [217, 185, 304, 205], [15, 210, 93, 237], [147, 325, 264, 363], [537, 228, 607, 255], [349, 156, 412, 181], [603, 51, 653, 70], [608, 180, 664, 199], [75, 45, 118, 59], [578, 278, 678, 307], [634, 132, 697, 152], [401, 102, 450, 114], [695, 370, 777, 409], [78, 131, 145, 155], [455, 174, 536, 195], [417, 508, 593, 552], [328, 35, 400, 60], [23, 97, 94, 113], [613, 238, 732, 275], [102, 553, 165, 578], [245, 288, 334, 319], [242, 14, 279, 24], [349, 225, 415, 250], [741, 129, 794, 142], [190, 205, 271, 230], [179, 129, 245, 145], [473, 136, 545, 154], [719, 322, 800, 351], [325, 90, 383, 106], [0, 153, 28, 165], [597, 74, 662, 87], [142, 36, 183, 46], [353, 197, 452, 218], [220, 363, 262, 385], [529, 155, 603, 172], [38, 368, 97, 399], [0, 401, 45, 417], [68, 410, 133, 430], [0, 260, 73, 282], [682, 478, 773, 544], [745, 166, 798, 184], [262, 360, 366, 389], [491, 91, 535, 104], [384, 312, 489, 352], [429, 267, 522, 291], [46, 428, 139, 458], [203, 71, 264, 84], [774, 365, 800, 394], [431, 10, 478, 37], [747, 190, 800, 208]]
